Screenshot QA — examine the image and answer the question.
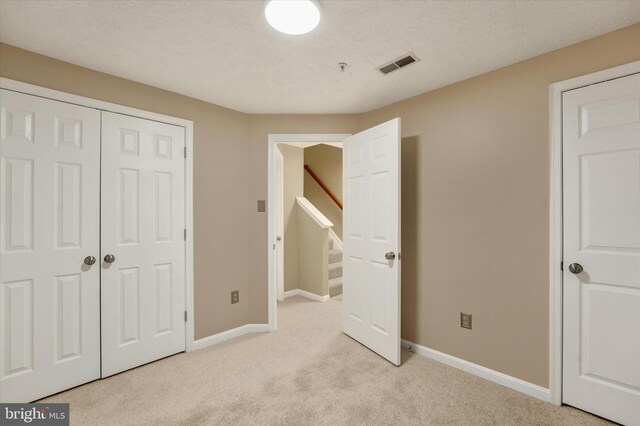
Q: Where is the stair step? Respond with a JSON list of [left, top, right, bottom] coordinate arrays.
[[329, 249, 342, 264], [328, 262, 342, 279], [329, 277, 343, 297]]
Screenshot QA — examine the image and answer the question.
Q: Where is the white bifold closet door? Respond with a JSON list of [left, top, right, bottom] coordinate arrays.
[[100, 112, 186, 377], [0, 89, 101, 402], [1, 90, 187, 402]]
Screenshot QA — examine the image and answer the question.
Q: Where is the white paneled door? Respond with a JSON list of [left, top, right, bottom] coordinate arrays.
[[0, 90, 101, 402], [562, 73, 640, 425], [342, 118, 401, 365], [100, 112, 186, 377]]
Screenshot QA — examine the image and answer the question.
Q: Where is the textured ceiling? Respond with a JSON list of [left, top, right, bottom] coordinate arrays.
[[1, 1, 639, 114]]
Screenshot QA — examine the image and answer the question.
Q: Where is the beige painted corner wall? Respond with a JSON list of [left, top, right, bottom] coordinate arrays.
[[0, 42, 254, 340], [0, 43, 362, 339], [359, 23, 640, 387], [296, 204, 329, 297], [278, 145, 304, 292], [304, 144, 343, 239]]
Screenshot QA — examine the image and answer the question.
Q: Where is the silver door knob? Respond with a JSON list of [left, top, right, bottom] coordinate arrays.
[[84, 256, 96, 266], [276, 236, 282, 241], [385, 252, 396, 261], [104, 254, 116, 264], [568, 263, 583, 274]]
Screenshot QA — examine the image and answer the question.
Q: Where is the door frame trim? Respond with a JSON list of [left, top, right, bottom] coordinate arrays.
[[547, 60, 640, 406], [0, 77, 196, 352], [267, 134, 350, 331]]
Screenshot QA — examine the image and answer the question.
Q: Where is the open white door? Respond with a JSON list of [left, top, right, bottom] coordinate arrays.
[[342, 118, 401, 365], [275, 146, 285, 302], [562, 72, 640, 425]]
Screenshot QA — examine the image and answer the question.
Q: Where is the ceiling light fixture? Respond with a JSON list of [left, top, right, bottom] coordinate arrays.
[[264, 0, 321, 35]]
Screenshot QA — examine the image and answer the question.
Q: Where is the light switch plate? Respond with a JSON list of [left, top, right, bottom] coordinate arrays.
[[461, 312, 472, 330]]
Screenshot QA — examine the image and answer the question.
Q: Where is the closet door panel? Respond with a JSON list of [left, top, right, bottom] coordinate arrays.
[[100, 112, 185, 377], [0, 89, 101, 402]]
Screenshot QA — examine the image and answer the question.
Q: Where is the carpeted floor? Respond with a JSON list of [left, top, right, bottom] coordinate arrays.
[[42, 296, 610, 425]]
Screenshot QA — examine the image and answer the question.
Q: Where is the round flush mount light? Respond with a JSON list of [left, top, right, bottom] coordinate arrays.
[[264, 0, 321, 35]]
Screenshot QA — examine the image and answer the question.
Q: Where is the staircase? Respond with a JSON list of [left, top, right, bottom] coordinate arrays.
[[328, 237, 343, 297], [302, 164, 343, 298]]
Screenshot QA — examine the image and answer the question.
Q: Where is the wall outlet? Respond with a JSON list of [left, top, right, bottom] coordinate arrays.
[[257, 200, 266, 212], [460, 312, 472, 330], [231, 290, 239, 304]]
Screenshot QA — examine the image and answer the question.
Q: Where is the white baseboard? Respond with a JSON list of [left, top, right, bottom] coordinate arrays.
[[284, 289, 330, 302], [401, 339, 550, 402], [189, 324, 270, 352]]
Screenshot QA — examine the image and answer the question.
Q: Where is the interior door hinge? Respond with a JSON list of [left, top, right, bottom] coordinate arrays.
[[184, 310, 187, 322], [184, 229, 187, 241], [184, 147, 187, 158], [561, 261, 563, 271]]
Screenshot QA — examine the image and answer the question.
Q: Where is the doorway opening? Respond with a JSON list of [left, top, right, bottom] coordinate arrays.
[[268, 118, 402, 366], [268, 134, 349, 331]]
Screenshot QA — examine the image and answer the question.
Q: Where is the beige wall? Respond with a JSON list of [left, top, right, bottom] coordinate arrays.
[[359, 23, 640, 387], [296, 204, 329, 297], [278, 145, 304, 292], [304, 144, 343, 239]]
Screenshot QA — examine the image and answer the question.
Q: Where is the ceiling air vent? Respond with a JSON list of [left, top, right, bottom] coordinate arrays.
[[377, 53, 420, 75]]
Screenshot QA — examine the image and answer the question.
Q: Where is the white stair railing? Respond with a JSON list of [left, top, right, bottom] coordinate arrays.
[[296, 197, 333, 229]]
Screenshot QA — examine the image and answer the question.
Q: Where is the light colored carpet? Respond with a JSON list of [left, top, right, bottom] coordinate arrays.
[[42, 296, 609, 425]]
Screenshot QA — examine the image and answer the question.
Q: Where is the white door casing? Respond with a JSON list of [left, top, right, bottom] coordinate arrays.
[[275, 146, 285, 302], [562, 73, 640, 425], [0, 90, 101, 402], [100, 112, 186, 377], [342, 118, 401, 365]]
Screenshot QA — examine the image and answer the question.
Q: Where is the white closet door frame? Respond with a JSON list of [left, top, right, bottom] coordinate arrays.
[[0, 77, 197, 352], [548, 60, 640, 406]]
